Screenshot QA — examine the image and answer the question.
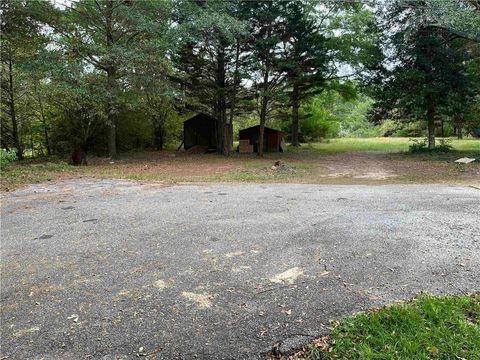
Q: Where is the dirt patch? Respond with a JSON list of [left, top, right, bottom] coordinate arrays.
[[2, 149, 479, 191], [87, 151, 240, 178], [314, 153, 397, 179], [304, 152, 479, 184], [181, 291, 214, 309], [153, 279, 171, 290], [76, 151, 480, 185]]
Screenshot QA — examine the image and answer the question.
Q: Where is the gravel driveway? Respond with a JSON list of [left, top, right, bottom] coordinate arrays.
[[1, 179, 479, 359]]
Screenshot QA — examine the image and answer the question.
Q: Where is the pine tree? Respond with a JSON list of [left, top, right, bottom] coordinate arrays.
[[52, 0, 172, 157], [279, 0, 379, 147], [279, 0, 329, 146], [173, 0, 247, 155], [370, 1, 474, 149], [0, 0, 49, 159], [241, 0, 285, 156]]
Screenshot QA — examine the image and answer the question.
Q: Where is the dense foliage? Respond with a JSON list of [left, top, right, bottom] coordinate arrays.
[[369, 0, 480, 148], [1, 0, 478, 160]]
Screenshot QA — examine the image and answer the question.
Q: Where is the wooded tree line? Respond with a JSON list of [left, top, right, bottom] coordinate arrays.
[[369, 0, 480, 149], [1, 0, 479, 159]]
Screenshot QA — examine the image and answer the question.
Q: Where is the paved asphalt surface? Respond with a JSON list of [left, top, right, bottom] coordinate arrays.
[[1, 179, 479, 359]]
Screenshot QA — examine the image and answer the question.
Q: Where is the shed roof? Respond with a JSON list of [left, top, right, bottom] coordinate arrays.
[[239, 125, 285, 135], [184, 113, 217, 124]]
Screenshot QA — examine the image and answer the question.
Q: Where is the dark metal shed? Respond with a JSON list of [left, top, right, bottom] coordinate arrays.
[[183, 113, 218, 150], [238, 125, 285, 152]]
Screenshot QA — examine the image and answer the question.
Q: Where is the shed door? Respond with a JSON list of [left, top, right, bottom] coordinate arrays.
[[267, 132, 278, 152]]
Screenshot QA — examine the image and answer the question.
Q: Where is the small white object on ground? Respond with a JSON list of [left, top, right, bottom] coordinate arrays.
[[454, 157, 476, 164], [270, 267, 304, 284], [67, 314, 79, 322]]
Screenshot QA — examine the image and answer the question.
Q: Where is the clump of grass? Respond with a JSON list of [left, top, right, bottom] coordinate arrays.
[[1, 161, 77, 190], [303, 294, 480, 359]]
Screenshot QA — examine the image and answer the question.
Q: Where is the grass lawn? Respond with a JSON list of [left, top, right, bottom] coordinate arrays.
[[1, 137, 479, 191], [294, 137, 480, 153], [297, 294, 480, 360]]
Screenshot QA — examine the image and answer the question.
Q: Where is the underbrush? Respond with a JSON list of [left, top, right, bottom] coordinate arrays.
[[0, 149, 18, 168], [409, 138, 453, 153]]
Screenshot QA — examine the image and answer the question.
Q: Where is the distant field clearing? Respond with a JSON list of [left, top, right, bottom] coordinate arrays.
[[295, 137, 480, 153]]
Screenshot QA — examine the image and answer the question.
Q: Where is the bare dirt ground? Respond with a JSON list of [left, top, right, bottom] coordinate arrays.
[[76, 150, 480, 184], [304, 152, 479, 183], [1, 149, 479, 192]]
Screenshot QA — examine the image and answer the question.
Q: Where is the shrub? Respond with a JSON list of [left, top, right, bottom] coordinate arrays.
[[408, 138, 453, 153], [0, 149, 18, 168], [435, 138, 453, 152], [408, 138, 428, 153]]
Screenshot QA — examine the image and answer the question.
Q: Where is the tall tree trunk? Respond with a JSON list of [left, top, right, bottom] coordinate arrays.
[[43, 121, 51, 156], [222, 125, 230, 155], [228, 40, 241, 152], [258, 110, 266, 156], [420, 28, 436, 150], [456, 116, 463, 139], [106, 67, 117, 158], [426, 102, 436, 150], [30, 128, 34, 158], [258, 101, 267, 157], [153, 116, 165, 151], [258, 67, 269, 157], [291, 84, 300, 147], [107, 121, 116, 154], [35, 86, 51, 156], [216, 45, 228, 155], [105, 0, 117, 158], [7, 58, 23, 159]]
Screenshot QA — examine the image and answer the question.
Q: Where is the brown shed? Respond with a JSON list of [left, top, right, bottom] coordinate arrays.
[[183, 113, 218, 151], [238, 125, 285, 153]]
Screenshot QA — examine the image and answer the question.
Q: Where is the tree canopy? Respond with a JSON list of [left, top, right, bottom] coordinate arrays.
[[1, 0, 478, 160]]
